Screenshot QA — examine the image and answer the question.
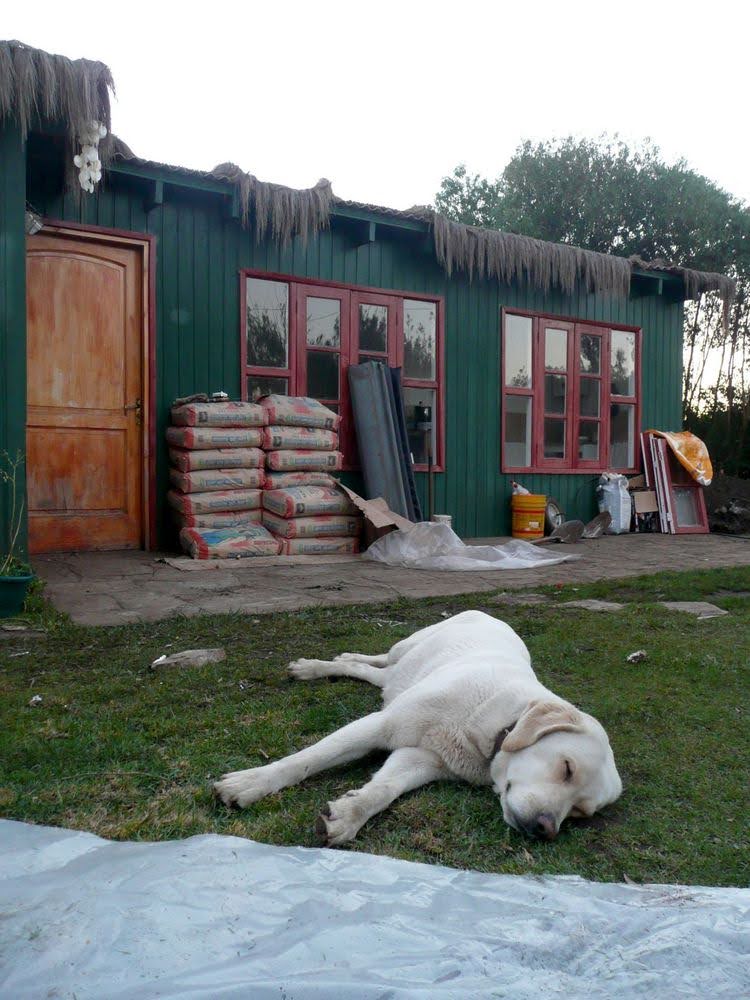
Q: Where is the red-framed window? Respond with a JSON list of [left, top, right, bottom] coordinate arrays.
[[501, 310, 641, 473], [241, 272, 444, 471]]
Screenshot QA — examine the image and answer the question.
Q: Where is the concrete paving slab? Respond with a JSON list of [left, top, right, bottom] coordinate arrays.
[[31, 533, 750, 626], [560, 599, 626, 611], [659, 601, 729, 619]]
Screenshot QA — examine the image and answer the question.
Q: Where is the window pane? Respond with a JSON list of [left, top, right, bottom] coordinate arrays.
[[404, 299, 436, 380], [306, 297, 340, 348], [578, 420, 600, 461], [544, 418, 566, 459], [307, 351, 339, 400], [403, 387, 436, 466], [580, 335, 601, 374], [579, 377, 600, 417], [504, 395, 531, 467], [610, 403, 635, 467], [359, 354, 385, 365], [247, 375, 288, 401], [611, 330, 635, 396], [545, 328, 567, 371], [246, 278, 288, 368], [359, 304, 388, 352], [673, 487, 701, 527], [504, 314, 532, 388], [544, 373, 566, 414]]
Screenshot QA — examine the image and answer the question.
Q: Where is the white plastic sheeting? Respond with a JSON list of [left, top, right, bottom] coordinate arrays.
[[365, 522, 580, 571], [1, 820, 748, 999]]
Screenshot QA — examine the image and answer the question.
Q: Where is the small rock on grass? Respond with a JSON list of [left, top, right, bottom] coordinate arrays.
[[626, 650, 647, 663], [150, 648, 226, 670]]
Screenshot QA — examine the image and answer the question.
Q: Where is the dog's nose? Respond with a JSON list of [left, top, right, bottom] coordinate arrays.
[[527, 813, 558, 840]]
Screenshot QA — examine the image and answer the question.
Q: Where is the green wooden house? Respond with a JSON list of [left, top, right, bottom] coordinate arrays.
[[0, 41, 732, 557]]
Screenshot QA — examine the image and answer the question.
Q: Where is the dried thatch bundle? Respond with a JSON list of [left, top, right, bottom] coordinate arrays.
[[0, 39, 113, 140], [427, 212, 632, 297], [211, 162, 333, 244]]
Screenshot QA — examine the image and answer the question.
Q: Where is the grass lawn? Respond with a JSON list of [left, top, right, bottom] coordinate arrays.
[[1, 566, 748, 887]]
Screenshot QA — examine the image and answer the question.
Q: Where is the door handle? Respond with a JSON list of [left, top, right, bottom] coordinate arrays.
[[124, 398, 142, 424]]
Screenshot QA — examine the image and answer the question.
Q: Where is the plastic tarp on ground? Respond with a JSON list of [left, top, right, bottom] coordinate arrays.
[[1, 820, 748, 999], [365, 521, 580, 571]]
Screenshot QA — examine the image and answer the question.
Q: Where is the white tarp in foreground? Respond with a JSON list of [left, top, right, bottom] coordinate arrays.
[[1, 819, 747, 999], [365, 522, 579, 571]]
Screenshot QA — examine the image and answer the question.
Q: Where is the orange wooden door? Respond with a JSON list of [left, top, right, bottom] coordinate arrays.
[[26, 233, 144, 553]]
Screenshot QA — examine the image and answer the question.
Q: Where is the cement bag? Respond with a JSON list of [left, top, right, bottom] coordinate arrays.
[[264, 471, 337, 490], [263, 485, 356, 517], [173, 509, 262, 529], [265, 450, 344, 472], [167, 488, 262, 516], [169, 447, 264, 472], [263, 511, 362, 539], [169, 467, 263, 493], [180, 524, 280, 559], [166, 426, 263, 450], [597, 474, 632, 534], [262, 425, 339, 451], [279, 536, 360, 555], [260, 394, 340, 430], [170, 400, 266, 427]]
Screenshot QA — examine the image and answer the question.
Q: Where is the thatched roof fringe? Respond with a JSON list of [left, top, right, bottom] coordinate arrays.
[[1, 39, 733, 305], [210, 163, 333, 245], [0, 40, 113, 140], [629, 255, 736, 303], [429, 213, 633, 298]]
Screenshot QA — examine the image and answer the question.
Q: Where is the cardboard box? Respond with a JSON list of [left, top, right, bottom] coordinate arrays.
[[632, 490, 659, 514], [339, 485, 414, 548]]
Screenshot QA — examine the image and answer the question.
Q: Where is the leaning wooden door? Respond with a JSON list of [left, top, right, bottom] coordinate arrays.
[[26, 233, 144, 553]]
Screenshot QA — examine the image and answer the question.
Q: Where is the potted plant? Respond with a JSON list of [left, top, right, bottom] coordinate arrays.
[[0, 451, 33, 618]]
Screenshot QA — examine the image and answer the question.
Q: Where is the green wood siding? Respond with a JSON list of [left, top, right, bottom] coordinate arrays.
[[25, 160, 684, 546], [0, 123, 27, 558]]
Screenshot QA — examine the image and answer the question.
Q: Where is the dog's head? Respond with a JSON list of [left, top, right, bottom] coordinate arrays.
[[489, 699, 622, 840]]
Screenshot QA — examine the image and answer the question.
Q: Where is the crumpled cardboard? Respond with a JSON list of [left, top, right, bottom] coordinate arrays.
[[338, 485, 414, 547]]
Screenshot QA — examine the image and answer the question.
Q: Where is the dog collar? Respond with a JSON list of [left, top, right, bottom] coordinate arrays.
[[491, 720, 518, 759]]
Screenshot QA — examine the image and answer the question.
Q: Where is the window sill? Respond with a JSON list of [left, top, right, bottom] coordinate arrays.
[[502, 467, 639, 476]]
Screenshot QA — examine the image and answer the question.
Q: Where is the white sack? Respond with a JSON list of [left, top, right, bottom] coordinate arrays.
[[1, 820, 747, 999], [364, 522, 579, 570]]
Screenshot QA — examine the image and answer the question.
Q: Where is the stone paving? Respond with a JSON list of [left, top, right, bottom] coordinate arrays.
[[32, 532, 750, 626]]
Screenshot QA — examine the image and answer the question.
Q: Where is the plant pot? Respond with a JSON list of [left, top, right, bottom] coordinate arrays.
[[0, 574, 34, 618]]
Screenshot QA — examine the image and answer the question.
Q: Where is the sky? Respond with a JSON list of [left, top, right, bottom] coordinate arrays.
[[6, 0, 750, 210]]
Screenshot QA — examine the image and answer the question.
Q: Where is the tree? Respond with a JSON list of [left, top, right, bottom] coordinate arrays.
[[435, 137, 750, 474]]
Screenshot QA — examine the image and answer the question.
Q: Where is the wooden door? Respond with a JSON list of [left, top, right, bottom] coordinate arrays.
[[26, 233, 144, 553]]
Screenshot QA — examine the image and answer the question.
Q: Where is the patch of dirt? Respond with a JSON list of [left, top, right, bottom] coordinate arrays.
[[704, 474, 750, 534]]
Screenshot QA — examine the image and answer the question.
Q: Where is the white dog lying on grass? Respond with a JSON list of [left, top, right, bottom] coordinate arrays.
[[215, 611, 622, 845]]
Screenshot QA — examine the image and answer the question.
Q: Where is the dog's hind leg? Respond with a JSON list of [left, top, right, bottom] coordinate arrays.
[[288, 656, 387, 686], [214, 711, 386, 809], [315, 747, 447, 846], [336, 652, 389, 666]]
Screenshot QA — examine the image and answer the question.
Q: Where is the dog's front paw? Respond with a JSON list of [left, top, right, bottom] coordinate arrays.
[[213, 767, 277, 809], [287, 658, 323, 681], [314, 794, 363, 847]]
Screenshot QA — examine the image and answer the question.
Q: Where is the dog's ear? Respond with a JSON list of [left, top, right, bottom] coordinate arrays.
[[501, 700, 584, 752]]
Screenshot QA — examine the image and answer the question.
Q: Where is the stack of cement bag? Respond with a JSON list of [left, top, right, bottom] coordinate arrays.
[[259, 395, 361, 553], [166, 400, 280, 558], [260, 395, 343, 488], [262, 485, 362, 555]]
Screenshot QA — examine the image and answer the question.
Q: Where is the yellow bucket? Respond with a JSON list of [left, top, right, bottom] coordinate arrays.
[[511, 494, 546, 540]]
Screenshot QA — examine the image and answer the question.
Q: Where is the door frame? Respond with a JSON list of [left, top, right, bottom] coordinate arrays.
[[34, 220, 156, 549]]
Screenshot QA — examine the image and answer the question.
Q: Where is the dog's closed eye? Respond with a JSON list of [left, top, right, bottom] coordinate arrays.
[[563, 759, 574, 782]]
